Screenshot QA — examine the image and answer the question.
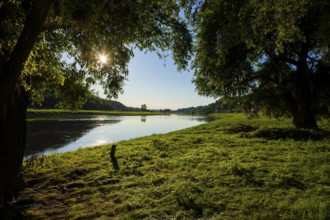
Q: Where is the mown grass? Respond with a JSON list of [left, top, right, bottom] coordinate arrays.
[[5, 114, 330, 219], [27, 108, 163, 121]]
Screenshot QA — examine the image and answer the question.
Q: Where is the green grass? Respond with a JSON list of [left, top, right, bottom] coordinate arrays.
[[9, 114, 330, 219], [27, 108, 163, 120]]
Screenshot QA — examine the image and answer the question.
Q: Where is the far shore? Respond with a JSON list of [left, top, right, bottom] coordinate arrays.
[[27, 108, 164, 120]]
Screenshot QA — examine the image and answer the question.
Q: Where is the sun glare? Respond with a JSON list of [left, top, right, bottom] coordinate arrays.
[[98, 54, 108, 64]]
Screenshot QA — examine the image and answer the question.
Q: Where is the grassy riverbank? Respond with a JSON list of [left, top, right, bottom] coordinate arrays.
[[27, 108, 163, 120], [5, 114, 330, 219]]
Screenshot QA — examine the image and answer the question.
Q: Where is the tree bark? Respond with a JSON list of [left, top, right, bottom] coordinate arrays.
[[0, 87, 28, 202], [284, 74, 318, 129], [292, 101, 317, 129], [0, 0, 54, 202], [282, 32, 318, 129]]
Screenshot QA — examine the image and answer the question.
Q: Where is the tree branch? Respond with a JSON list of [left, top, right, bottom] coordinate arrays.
[[277, 55, 299, 67]]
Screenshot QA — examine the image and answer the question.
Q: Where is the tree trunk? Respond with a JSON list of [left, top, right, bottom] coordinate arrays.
[[285, 76, 318, 129], [292, 103, 317, 129], [0, 0, 54, 202], [0, 87, 28, 202]]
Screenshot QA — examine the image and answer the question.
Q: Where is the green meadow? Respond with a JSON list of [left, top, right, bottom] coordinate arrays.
[[9, 114, 330, 219]]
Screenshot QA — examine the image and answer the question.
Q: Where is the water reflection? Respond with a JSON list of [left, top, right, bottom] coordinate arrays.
[[26, 114, 212, 156], [26, 118, 121, 155]]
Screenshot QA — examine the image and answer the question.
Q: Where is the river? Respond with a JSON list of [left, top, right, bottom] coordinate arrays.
[[26, 114, 212, 156]]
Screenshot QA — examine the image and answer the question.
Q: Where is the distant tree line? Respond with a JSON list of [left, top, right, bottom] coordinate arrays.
[[29, 93, 127, 111], [176, 100, 237, 114], [159, 109, 172, 113]]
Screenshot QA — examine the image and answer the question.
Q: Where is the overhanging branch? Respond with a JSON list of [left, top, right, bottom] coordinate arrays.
[[1, 0, 55, 94]]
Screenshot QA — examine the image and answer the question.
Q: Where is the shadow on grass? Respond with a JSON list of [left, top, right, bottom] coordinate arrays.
[[225, 125, 258, 133], [0, 199, 34, 220], [253, 128, 330, 141], [273, 175, 305, 189], [0, 170, 66, 220]]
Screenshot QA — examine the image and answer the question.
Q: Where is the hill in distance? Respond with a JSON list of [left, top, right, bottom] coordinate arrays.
[[30, 94, 127, 111]]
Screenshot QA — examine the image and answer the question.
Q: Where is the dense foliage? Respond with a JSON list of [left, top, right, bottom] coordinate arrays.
[[182, 0, 330, 128]]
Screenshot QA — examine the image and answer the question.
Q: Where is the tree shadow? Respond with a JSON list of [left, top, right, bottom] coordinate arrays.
[[224, 124, 258, 133], [253, 128, 330, 141], [0, 199, 34, 220]]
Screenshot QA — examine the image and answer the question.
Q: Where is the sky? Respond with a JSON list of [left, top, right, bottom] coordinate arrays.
[[94, 49, 215, 110]]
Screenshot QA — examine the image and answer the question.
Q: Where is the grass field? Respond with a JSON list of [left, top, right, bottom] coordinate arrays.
[[3, 113, 330, 219]]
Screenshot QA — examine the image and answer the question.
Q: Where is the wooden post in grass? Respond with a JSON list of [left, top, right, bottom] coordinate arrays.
[[110, 145, 119, 171], [110, 144, 117, 158]]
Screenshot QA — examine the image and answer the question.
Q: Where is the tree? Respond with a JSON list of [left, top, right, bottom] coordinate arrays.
[[182, 0, 330, 128], [0, 0, 192, 201], [141, 104, 147, 111]]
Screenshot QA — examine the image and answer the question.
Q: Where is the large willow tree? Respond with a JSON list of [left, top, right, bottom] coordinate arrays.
[[182, 0, 330, 128], [0, 0, 192, 201]]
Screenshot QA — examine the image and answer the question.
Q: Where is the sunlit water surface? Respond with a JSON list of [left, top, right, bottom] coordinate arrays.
[[26, 114, 212, 156]]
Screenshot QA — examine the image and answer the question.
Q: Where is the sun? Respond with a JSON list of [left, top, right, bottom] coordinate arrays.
[[98, 54, 108, 64]]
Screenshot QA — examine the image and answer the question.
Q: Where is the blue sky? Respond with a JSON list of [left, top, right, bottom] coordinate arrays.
[[94, 50, 215, 110]]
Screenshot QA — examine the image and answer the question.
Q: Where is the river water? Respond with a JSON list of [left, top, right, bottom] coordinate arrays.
[[26, 114, 212, 156]]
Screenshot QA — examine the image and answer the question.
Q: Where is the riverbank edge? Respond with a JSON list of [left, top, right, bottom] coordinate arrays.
[[5, 113, 330, 219], [27, 108, 164, 120]]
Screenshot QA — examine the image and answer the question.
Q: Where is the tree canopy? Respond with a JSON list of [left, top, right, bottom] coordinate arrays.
[[141, 104, 147, 111], [182, 0, 330, 128], [0, 0, 192, 201], [1, 0, 192, 108]]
